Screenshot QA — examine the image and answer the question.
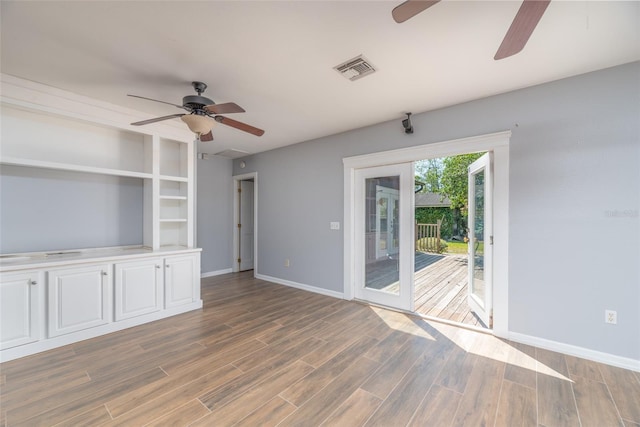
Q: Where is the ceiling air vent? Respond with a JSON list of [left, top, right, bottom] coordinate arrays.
[[334, 55, 376, 81]]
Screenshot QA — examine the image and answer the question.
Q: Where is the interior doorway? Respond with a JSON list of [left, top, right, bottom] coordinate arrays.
[[233, 172, 257, 274]]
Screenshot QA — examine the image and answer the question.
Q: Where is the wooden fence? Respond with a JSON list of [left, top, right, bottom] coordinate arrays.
[[416, 220, 441, 253]]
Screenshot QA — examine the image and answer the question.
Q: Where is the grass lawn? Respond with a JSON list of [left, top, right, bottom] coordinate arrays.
[[416, 238, 483, 255], [444, 240, 484, 254], [445, 240, 468, 254]]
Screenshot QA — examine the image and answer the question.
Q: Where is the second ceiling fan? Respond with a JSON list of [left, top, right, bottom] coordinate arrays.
[[392, 0, 551, 60]]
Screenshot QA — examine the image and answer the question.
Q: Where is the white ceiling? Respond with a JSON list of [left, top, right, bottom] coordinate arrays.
[[1, 1, 639, 155]]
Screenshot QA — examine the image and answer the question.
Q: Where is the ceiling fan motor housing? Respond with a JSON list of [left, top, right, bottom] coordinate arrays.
[[183, 95, 215, 111]]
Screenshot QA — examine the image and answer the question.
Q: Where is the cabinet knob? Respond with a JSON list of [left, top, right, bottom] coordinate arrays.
[[102, 271, 108, 276], [166, 264, 170, 268], [156, 265, 161, 269], [30, 280, 37, 285]]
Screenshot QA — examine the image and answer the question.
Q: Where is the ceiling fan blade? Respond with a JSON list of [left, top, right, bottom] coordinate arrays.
[[130, 113, 185, 126], [214, 116, 265, 137], [127, 94, 185, 109], [203, 102, 246, 115], [494, 0, 551, 60], [392, 0, 441, 23], [199, 131, 214, 142]]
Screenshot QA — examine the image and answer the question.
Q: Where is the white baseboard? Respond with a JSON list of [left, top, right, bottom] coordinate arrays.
[[509, 331, 640, 372], [255, 274, 344, 300], [201, 268, 233, 278]]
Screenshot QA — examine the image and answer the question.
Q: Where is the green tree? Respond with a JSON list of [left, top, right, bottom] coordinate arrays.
[[440, 152, 485, 237], [414, 158, 443, 193]]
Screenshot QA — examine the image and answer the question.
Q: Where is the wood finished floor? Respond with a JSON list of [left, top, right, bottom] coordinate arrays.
[[2, 271, 639, 426]]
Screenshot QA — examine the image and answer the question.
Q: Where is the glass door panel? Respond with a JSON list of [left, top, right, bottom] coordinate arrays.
[[366, 178, 400, 294], [355, 163, 413, 311], [467, 153, 493, 327]]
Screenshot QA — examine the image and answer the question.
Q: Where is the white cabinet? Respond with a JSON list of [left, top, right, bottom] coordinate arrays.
[[114, 259, 163, 321], [0, 271, 41, 350], [165, 254, 198, 308], [0, 248, 201, 363], [47, 264, 110, 338]]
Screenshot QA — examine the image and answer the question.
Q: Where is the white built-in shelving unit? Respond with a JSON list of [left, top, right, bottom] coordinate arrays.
[[0, 74, 202, 362], [0, 77, 196, 251]]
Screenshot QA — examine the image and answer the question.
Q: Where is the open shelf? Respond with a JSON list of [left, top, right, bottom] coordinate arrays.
[[159, 139, 188, 178], [1, 105, 153, 176], [1, 101, 194, 252], [0, 156, 154, 179]]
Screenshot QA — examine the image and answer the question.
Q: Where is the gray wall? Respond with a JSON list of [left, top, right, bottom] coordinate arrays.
[[231, 62, 640, 361], [196, 155, 234, 274], [0, 165, 143, 253]]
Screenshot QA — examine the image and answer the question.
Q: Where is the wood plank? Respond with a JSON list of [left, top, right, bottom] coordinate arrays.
[[280, 336, 378, 407], [435, 344, 477, 394], [364, 330, 410, 363], [234, 396, 296, 427], [106, 339, 265, 418], [320, 388, 382, 427], [51, 405, 112, 427], [450, 357, 505, 426], [536, 348, 581, 427], [572, 375, 623, 427], [503, 340, 537, 389], [565, 354, 605, 382], [278, 356, 380, 426], [1, 369, 91, 412], [145, 399, 210, 427], [598, 363, 640, 424], [198, 337, 325, 411], [494, 380, 537, 427], [101, 365, 243, 426], [407, 384, 462, 427], [361, 335, 434, 399], [364, 336, 454, 427], [190, 360, 314, 426], [7, 367, 167, 426]]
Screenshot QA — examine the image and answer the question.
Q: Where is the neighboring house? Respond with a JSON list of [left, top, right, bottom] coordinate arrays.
[[414, 192, 451, 208]]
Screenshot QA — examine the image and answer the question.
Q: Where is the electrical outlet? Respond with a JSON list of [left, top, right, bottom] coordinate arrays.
[[605, 310, 617, 324], [330, 222, 340, 230], [284, 259, 290, 267]]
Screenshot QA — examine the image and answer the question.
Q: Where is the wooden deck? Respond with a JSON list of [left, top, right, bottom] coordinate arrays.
[[414, 252, 486, 328]]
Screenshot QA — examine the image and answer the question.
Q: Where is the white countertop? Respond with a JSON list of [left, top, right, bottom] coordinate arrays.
[[0, 245, 201, 272]]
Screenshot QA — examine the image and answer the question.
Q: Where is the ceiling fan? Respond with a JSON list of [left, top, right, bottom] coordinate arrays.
[[392, 0, 551, 60], [128, 81, 264, 141]]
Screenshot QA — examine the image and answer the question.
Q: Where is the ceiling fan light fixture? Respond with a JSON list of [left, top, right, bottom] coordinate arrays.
[[181, 114, 215, 135]]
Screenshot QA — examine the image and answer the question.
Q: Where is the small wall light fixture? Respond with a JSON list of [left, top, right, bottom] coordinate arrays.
[[402, 112, 414, 134]]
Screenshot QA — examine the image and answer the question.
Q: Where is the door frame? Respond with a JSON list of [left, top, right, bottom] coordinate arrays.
[[343, 131, 510, 337], [232, 172, 258, 274]]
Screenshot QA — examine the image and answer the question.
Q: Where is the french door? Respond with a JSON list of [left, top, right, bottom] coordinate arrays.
[[354, 163, 414, 311], [467, 153, 493, 327]]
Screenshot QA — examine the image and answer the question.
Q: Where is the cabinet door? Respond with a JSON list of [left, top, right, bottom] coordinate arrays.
[[0, 271, 41, 350], [165, 255, 197, 308], [114, 259, 163, 321], [48, 264, 110, 338]]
